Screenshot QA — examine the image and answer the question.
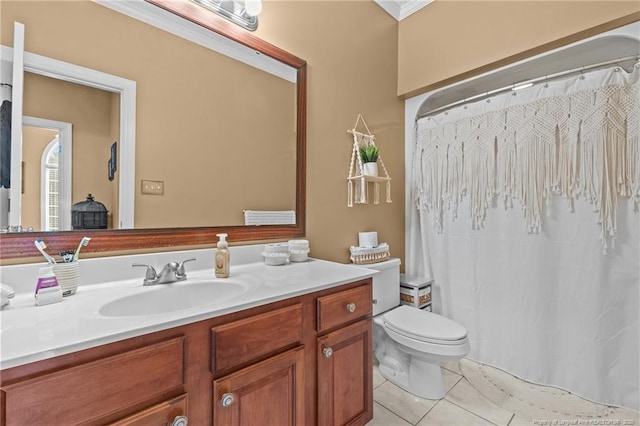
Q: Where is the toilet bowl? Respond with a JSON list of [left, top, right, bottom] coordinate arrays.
[[368, 259, 469, 399]]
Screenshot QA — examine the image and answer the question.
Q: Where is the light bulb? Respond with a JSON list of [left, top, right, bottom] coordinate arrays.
[[244, 0, 262, 16]]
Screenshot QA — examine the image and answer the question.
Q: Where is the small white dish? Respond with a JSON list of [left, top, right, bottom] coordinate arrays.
[[262, 252, 289, 266], [289, 249, 310, 262]]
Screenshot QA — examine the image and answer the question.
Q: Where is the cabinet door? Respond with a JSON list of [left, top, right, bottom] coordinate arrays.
[[317, 319, 373, 426], [108, 394, 188, 426], [213, 346, 305, 425]]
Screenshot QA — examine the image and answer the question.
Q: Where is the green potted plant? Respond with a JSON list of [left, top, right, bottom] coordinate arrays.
[[360, 145, 380, 176]]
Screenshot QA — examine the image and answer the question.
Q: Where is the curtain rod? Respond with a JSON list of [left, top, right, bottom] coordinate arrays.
[[417, 54, 640, 121]]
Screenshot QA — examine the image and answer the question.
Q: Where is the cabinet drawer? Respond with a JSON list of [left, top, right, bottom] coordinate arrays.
[[211, 303, 303, 373], [109, 393, 188, 426], [317, 284, 372, 332], [2, 337, 184, 426]]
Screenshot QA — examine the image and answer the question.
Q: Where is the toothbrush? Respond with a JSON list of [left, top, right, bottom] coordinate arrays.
[[34, 239, 57, 264], [72, 237, 92, 262]]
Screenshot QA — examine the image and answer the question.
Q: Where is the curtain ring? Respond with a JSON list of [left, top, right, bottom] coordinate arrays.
[[579, 66, 586, 80]]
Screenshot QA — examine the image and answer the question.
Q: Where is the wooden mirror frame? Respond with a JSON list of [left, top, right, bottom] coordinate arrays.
[[0, 0, 306, 260]]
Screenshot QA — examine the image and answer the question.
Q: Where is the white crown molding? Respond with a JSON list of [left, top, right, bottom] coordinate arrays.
[[374, 0, 433, 21]]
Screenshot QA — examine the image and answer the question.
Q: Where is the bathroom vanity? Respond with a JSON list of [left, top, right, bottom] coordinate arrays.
[[0, 247, 375, 425]]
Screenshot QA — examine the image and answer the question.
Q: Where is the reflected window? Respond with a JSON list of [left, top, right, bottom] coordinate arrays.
[[42, 138, 60, 231]]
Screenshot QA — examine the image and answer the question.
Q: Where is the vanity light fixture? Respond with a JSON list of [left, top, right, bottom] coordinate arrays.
[[190, 0, 262, 31]]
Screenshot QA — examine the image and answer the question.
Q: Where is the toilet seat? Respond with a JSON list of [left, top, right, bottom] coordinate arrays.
[[382, 305, 467, 346]]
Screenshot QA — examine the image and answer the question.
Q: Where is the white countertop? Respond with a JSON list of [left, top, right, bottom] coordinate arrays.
[[0, 245, 377, 370]]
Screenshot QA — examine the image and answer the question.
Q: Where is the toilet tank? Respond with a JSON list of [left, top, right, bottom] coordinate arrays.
[[366, 258, 401, 316]]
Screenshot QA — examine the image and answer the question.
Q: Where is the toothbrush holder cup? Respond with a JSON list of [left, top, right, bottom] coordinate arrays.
[[52, 262, 80, 296]]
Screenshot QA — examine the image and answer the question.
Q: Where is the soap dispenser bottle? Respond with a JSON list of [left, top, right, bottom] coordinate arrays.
[[215, 233, 230, 278]]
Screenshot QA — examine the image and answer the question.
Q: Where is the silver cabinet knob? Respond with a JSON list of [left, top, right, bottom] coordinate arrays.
[[221, 393, 234, 407], [323, 347, 333, 358], [346, 303, 356, 313], [172, 415, 188, 426]]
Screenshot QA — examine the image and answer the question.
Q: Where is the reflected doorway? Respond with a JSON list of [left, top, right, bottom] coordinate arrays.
[[22, 117, 72, 231]]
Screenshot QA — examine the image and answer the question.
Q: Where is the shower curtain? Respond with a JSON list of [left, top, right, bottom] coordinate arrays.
[[408, 63, 639, 410]]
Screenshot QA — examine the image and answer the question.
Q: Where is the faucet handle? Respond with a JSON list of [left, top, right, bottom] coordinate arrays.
[[176, 258, 196, 279], [132, 263, 158, 284]]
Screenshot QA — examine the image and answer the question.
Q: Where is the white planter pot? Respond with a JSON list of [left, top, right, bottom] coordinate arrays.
[[363, 162, 378, 177]]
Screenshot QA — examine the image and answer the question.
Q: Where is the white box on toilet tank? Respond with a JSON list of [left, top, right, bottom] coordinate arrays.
[[365, 258, 401, 316], [400, 273, 432, 309]]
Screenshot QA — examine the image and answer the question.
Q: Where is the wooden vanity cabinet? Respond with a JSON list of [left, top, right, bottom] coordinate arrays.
[[0, 278, 373, 425], [317, 284, 374, 426]]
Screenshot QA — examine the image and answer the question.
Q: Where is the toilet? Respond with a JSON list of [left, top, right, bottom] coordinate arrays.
[[368, 258, 469, 399]]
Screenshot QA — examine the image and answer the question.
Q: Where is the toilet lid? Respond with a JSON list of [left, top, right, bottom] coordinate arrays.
[[383, 306, 467, 342]]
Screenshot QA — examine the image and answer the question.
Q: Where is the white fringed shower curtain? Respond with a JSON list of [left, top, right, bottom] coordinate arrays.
[[408, 63, 639, 409]]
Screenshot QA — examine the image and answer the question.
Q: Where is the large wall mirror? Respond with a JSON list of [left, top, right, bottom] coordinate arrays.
[[0, 0, 306, 260]]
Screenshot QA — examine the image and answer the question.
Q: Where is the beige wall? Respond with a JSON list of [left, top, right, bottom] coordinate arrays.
[[398, 1, 640, 98], [254, 1, 406, 264]]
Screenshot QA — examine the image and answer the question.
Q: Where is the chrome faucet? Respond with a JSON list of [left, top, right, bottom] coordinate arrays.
[[132, 258, 196, 285]]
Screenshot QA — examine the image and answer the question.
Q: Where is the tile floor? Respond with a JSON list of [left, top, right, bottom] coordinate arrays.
[[367, 358, 640, 426]]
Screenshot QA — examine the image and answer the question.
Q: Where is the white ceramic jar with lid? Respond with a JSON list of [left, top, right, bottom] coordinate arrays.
[[288, 239, 310, 262], [262, 243, 290, 266]]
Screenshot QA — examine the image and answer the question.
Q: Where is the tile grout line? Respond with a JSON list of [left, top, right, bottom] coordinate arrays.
[[446, 375, 517, 425], [441, 365, 462, 375], [414, 399, 442, 426], [445, 397, 502, 426], [372, 381, 424, 426], [374, 380, 439, 426], [373, 378, 387, 390], [373, 401, 413, 426], [445, 375, 504, 426], [375, 398, 418, 426]]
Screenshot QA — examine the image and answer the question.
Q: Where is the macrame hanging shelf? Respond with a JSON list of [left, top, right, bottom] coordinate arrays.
[[347, 114, 392, 207]]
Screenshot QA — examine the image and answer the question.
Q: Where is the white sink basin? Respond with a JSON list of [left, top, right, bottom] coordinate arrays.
[[99, 280, 246, 317]]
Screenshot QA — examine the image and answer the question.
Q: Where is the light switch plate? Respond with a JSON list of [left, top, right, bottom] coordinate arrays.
[[141, 180, 164, 195]]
